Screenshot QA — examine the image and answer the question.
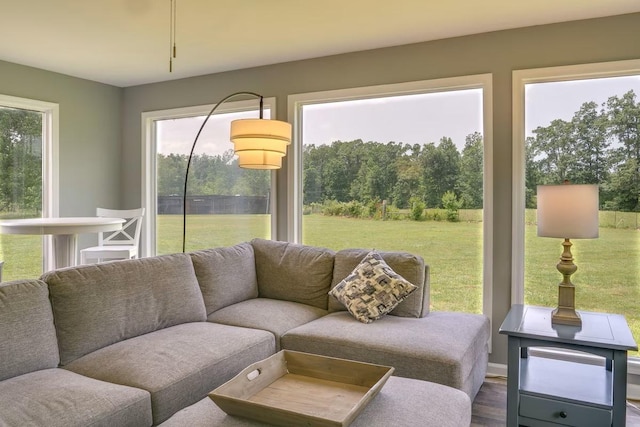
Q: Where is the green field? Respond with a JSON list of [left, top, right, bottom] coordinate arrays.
[[1, 212, 638, 354]]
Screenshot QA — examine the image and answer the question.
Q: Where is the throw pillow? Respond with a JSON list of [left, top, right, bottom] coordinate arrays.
[[328, 250, 417, 323]]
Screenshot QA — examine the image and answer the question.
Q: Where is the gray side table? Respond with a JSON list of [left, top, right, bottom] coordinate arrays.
[[499, 304, 637, 427]]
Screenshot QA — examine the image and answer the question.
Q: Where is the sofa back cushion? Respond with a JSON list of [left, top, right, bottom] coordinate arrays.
[[251, 238, 335, 310], [190, 242, 258, 315], [43, 253, 206, 365], [329, 249, 429, 318], [0, 279, 59, 381]]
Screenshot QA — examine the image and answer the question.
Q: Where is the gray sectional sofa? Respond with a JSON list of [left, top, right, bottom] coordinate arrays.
[[0, 238, 490, 426]]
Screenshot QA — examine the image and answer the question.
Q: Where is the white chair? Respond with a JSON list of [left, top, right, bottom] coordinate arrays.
[[80, 208, 145, 264]]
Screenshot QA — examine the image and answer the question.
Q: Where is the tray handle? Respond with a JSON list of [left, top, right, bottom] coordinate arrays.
[[211, 352, 289, 400], [246, 368, 261, 381]]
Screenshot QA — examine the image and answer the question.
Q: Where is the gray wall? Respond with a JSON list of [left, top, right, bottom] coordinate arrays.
[[0, 60, 123, 248], [122, 13, 640, 364]]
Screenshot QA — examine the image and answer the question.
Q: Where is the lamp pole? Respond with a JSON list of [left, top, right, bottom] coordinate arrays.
[[182, 91, 263, 253]]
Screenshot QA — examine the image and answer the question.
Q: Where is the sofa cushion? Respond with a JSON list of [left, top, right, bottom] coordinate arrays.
[[0, 279, 59, 382], [158, 376, 470, 427], [64, 322, 275, 425], [329, 251, 417, 323], [43, 253, 207, 365], [281, 311, 490, 398], [208, 298, 328, 351], [0, 368, 151, 427], [329, 249, 429, 318], [251, 238, 335, 309], [190, 243, 258, 314]]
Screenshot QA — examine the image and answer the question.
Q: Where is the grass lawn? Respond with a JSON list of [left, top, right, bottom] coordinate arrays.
[[2, 212, 638, 354]]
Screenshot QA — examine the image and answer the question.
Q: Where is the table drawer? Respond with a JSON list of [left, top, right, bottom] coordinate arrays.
[[520, 394, 612, 426]]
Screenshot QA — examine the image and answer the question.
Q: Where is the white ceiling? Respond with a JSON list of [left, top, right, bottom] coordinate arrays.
[[1, 0, 639, 88]]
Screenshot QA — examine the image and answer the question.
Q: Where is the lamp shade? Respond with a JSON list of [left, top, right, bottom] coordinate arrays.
[[537, 184, 599, 239], [230, 118, 292, 169]]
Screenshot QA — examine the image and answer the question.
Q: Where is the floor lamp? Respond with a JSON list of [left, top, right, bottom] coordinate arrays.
[[536, 183, 599, 326], [182, 91, 292, 252]]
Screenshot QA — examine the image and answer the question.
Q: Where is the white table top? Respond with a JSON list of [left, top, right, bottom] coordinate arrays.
[[0, 217, 125, 235]]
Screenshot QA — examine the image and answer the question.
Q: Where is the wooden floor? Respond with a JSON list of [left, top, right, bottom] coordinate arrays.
[[471, 377, 640, 426]]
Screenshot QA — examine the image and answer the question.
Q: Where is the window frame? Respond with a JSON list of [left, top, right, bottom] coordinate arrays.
[[287, 74, 494, 325], [0, 94, 59, 271], [141, 97, 278, 257], [511, 58, 640, 303], [511, 59, 640, 368]]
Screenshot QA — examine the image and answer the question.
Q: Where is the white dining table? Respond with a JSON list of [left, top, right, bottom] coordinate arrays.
[[0, 217, 125, 270]]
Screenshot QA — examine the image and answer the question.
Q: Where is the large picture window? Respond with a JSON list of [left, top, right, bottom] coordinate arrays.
[[289, 75, 493, 316], [142, 99, 276, 256], [0, 95, 58, 279], [512, 60, 640, 358]]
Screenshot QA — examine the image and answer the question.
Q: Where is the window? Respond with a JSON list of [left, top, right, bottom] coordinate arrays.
[[288, 75, 493, 316], [0, 95, 58, 279], [142, 98, 276, 256], [512, 59, 640, 358]]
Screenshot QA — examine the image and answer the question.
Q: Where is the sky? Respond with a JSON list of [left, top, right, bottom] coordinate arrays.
[[525, 75, 640, 136], [301, 90, 483, 150], [157, 75, 640, 157]]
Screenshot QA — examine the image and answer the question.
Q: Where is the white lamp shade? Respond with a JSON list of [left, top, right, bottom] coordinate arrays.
[[237, 150, 284, 169], [537, 184, 599, 239], [230, 118, 291, 170]]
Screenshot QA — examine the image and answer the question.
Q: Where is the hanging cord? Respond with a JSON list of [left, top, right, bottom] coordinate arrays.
[[169, 0, 177, 71], [182, 91, 263, 252]]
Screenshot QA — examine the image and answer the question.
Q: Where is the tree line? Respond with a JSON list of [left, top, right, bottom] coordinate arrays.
[[1, 90, 638, 215], [305, 90, 640, 213], [0, 108, 42, 213], [526, 90, 640, 211], [157, 150, 270, 198]]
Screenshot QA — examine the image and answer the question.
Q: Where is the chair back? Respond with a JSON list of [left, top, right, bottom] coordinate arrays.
[[96, 207, 145, 247]]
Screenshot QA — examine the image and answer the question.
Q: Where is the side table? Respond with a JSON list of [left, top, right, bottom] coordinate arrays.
[[499, 304, 637, 427]]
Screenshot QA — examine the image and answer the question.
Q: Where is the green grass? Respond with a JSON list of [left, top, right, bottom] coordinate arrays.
[[303, 215, 484, 313], [0, 233, 44, 279], [2, 212, 638, 354]]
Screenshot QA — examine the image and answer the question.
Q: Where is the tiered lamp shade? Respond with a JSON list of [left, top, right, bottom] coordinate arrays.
[[230, 119, 292, 169]]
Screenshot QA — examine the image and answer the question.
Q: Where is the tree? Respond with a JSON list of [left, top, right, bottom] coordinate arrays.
[[422, 137, 460, 208], [523, 90, 639, 212], [524, 136, 540, 208], [157, 153, 186, 196], [302, 144, 328, 204], [326, 140, 364, 202], [350, 141, 404, 204], [234, 167, 270, 196], [392, 144, 423, 208], [0, 108, 42, 213], [570, 101, 609, 185], [457, 132, 483, 209], [605, 91, 640, 211], [442, 191, 463, 221], [529, 118, 575, 184]]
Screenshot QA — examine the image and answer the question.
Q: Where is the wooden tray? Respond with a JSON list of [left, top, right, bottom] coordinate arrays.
[[209, 350, 394, 427]]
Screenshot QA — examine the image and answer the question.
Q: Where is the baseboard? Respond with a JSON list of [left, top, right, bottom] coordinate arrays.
[[629, 383, 640, 401], [486, 361, 640, 400], [486, 362, 507, 379]]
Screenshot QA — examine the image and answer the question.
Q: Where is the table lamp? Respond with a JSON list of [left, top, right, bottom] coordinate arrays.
[[536, 183, 599, 326]]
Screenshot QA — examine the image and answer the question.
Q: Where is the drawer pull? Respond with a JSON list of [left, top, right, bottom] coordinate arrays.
[[559, 411, 568, 419]]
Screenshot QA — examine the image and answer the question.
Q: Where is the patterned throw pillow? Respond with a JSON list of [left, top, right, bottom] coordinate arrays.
[[328, 251, 417, 323]]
